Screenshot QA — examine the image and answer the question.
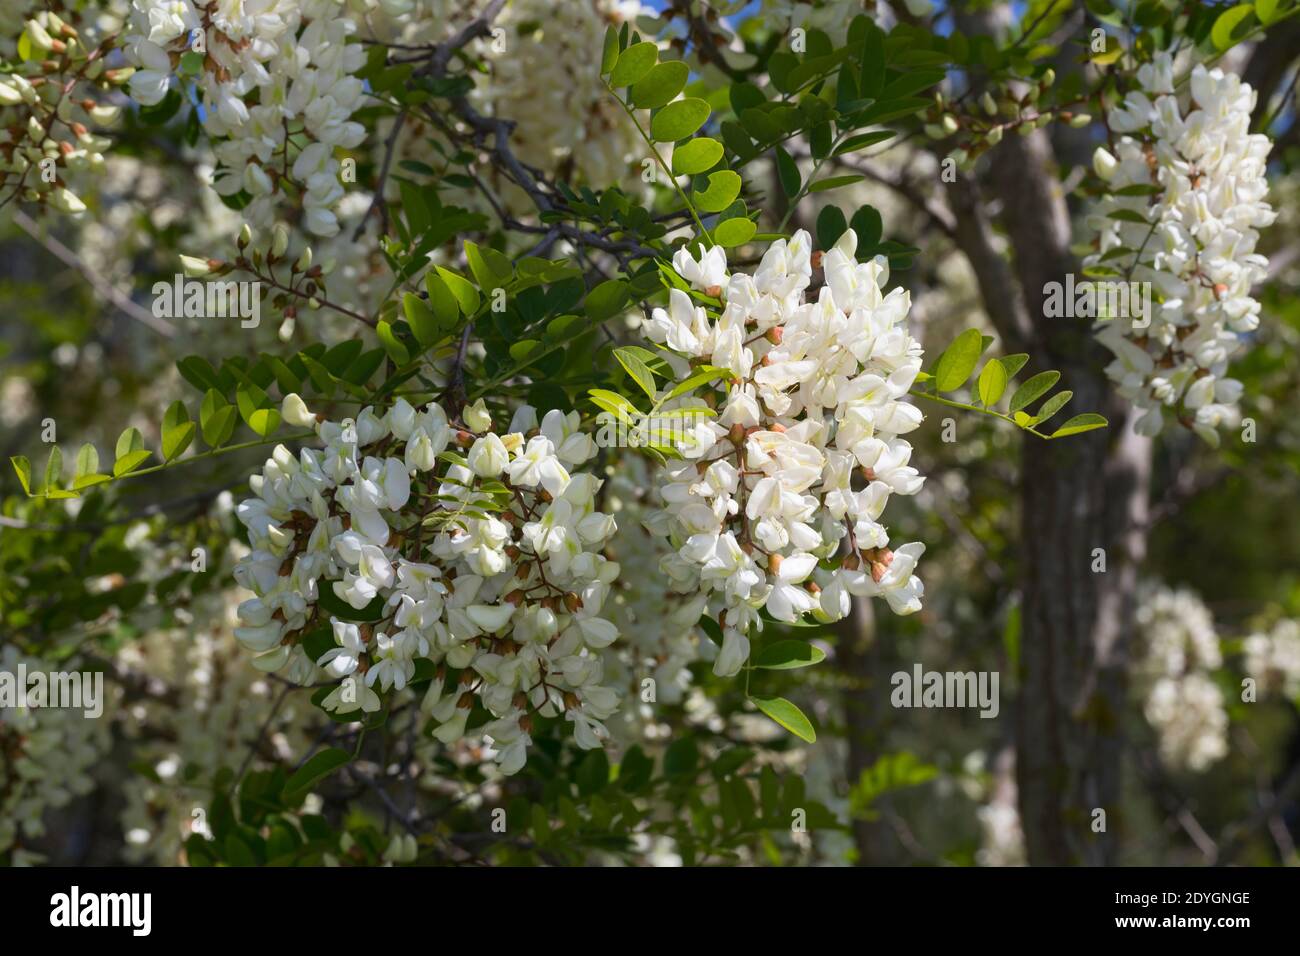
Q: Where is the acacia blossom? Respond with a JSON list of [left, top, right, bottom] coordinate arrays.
[[1134, 585, 1227, 772], [644, 229, 926, 677], [232, 395, 621, 774], [1087, 52, 1275, 445], [121, 0, 367, 237]]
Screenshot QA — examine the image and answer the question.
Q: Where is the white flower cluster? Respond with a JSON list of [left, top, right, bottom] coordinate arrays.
[[0, 11, 124, 214], [644, 229, 926, 676], [1087, 52, 1275, 445], [602, 461, 707, 719], [1134, 585, 1227, 772], [232, 394, 622, 774], [119, 621, 309, 864], [1243, 618, 1300, 700], [0, 645, 112, 865], [470, 0, 645, 196], [122, 0, 366, 236]]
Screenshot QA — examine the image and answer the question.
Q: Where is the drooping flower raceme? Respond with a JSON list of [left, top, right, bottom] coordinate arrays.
[[1243, 618, 1300, 700], [643, 229, 926, 677], [1086, 52, 1275, 445], [1134, 584, 1227, 772], [232, 396, 621, 774], [122, 0, 367, 237]]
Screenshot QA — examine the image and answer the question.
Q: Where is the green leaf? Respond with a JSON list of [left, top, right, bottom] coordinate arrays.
[[161, 400, 195, 462], [849, 204, 883, 249], [692, 169, 742, 213], [74, 443, 99, 480], [1008, 371, 1061, 413], [283, 748, 351, 802], [425, 272, 460, 328], [600, 25, 619, 75], [715, 217, 757, 247], [752, 697, 816, 743], [609, 41, 658, 88], [403, 292, 441, 347], [576, 749, 611, 796], [1051, 413, 1109, 438], [834, 130, 894, 155], [1256, 0, 1283, 25], [775, 145, 801, 197], [584, 278, 630, 320], [200, 390, 238, 448], [860, 25, 885, 98], [614, 346, 659, 402], [671, 137, 724, 175], [113, 449, 152, 478], [463, 240, 510, 291], [999, 353, 1030, 379], [934, 329, 984, 392], [1211, 4, 1255, 50], [697, 614, 723, 646], [1034, 390, 1073, 423], [375, 320, 411, 365], [977, 359, 1008, 406], [808, 174, 865, 193], [177, 355, 223, 392], [752, 640, 826, 670], [246, 408, 281, 438], [115, 426, 144, 462], [10, 456, 32, 495], [651, 98, 711, 142], [815, 205, 848, 250], [435, 267, 479, 315], [630, 60, 689, 109], [43, 446, 63, 491]]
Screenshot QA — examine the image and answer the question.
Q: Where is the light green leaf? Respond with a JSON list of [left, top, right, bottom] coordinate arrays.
[[1008, 371, 1061, 413], [609, 41, 658, 88], [752, 696, 816, 743], [934, 329, 984, 392], [600, 26, 619, 75], [425, 272, 460, 328], [1051, 413, 1109, 438], [977, 360, 1008, 406], [435, 266, 479, 315], [115, 427, 144, 462], [999, 353, 1030, 379], [692, 169, 742, 212], [1212, 4, 1255, 50], [403, 292, 440, 347], [113, 449, 152, 478], [246, 408, 281, 438], [671, 137, 724, 175], [74, 443, 99, 480], [651, 97, 711, 142], [614, 346, 659, 402], [43, 446, 63, 492], [715, 217, 757, 247], [630, 60, 689, 109], [1034, 390, 1073, 423], [10, 456, 32, 496], [161, 400, 194, 462]]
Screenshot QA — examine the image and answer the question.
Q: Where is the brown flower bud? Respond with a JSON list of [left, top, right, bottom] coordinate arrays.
[[811, 250, 825, 269], [768, 552, 783, 574], [457, 691, 475, 709], [765, 325, 783, 345], [563, 691, 581, 711], [563, 592, 583, 613]]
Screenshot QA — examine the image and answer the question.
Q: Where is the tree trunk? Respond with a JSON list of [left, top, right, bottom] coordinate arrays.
[[985, 131, 1152, 865]]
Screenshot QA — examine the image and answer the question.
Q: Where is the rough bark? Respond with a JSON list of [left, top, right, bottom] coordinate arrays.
[[981, 130, 1152, 865]]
